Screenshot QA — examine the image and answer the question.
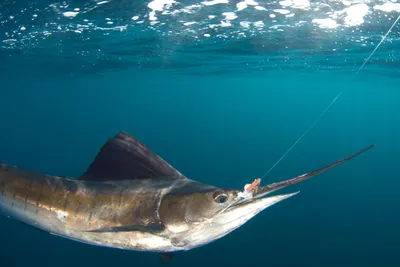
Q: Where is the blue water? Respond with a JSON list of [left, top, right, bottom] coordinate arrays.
[[1, 0, 400, 266]]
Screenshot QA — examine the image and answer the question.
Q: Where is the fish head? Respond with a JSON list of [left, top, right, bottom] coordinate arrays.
[[159, 188, 240, 225], [159, 184, 297, 250]]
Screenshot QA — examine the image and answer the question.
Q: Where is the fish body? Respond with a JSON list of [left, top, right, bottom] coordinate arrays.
[[0, 164, 215, 252], [0, 131, 374, 261]]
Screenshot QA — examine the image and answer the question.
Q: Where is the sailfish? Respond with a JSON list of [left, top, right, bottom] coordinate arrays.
[[0, 131, 374, 263]]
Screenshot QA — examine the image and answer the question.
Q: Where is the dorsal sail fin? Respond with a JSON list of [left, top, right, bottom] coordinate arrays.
[[79, 131, 186, 181]]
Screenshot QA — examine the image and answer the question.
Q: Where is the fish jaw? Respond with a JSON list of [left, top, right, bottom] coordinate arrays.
[[174, 192, 299, 251], [212, 192, 299, 226]]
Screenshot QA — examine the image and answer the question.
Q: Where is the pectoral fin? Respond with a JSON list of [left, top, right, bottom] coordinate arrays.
[[86, 222, 165, 233]]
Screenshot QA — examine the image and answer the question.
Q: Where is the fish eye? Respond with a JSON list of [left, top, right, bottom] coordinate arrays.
[[213, 191, 229, 204]]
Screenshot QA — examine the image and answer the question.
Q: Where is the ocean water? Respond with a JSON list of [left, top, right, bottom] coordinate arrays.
[[1, 0, 400, 266]]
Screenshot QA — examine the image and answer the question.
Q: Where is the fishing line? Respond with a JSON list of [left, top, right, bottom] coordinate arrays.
[[261, 15, 400, 180]]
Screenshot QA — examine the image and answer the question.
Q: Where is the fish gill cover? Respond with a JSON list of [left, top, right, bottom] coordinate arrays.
[[0, 0, 399, 76]]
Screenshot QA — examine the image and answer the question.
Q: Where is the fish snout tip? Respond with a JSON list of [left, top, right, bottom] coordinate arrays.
[[287, 191, 300, 198]]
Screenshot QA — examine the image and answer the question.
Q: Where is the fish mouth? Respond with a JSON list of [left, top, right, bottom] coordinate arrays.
[[213, 190, 299, 227], [223, 175, 304, 213], [225, 186, 296, 213], [230, 191, 299, 211]]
